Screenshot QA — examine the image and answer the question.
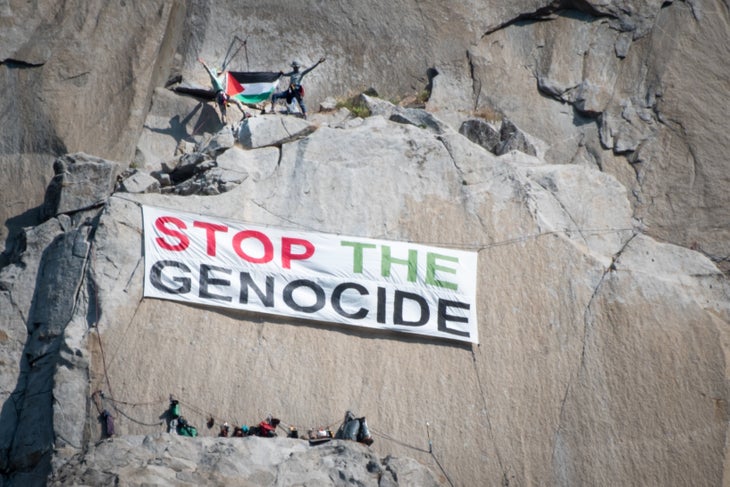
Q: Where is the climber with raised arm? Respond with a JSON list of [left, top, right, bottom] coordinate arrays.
[[198, 57, 247, 124], [270, 57, 326, 119]]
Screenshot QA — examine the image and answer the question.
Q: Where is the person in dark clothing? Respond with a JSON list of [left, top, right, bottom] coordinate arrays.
[[101, 409, 115, 437], [270, 57, 325, 119], [198, 58, 247, 124], [167, 398, 181, 433]]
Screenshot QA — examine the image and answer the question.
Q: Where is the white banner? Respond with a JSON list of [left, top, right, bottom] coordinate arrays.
[[142, 206, 478, 344]]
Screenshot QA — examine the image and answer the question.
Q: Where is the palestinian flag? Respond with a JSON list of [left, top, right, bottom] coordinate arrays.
[[226, 71, 281, 104]]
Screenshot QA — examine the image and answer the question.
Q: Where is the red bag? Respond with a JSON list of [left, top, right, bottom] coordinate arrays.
[[258, 420, 277, 437]]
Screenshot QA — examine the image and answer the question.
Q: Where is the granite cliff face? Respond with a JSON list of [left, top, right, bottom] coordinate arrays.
[[1, 1, 729, 486]]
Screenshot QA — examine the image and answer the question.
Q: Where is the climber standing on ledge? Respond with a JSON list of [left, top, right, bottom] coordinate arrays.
[[270, 57, 326, 119]]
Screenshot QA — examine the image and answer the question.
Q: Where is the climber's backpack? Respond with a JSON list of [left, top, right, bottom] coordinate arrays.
[[171, 401, 181, 419]]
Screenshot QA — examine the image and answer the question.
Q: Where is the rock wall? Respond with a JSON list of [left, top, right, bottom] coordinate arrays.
[[0, 0, 184, 265], [452, 1, 730, 271], [1, 1, 729, 485], [2, 1, 728, 268], [2, 107, 728, 485]]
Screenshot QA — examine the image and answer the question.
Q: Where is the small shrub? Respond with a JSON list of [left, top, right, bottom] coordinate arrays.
[[415, 89, 431, 104], [472, 106, 503, 123], [336, 96, 371, 118]]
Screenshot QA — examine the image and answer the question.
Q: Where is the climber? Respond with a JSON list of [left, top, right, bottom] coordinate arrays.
[[334, 411, 373, 446], [219, 422, 230, 437], [198, 57, 248, 124], [232, 425, 249, 437], [167, 397, 181, 434], [101, 409, 115, 438], [270, 57, 325, 119], [92, 390, 115, 438], [177, 416, 198, 437]]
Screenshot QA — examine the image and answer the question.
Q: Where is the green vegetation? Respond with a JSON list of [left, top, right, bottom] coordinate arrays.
[[415, 89, 430, 105], [336, 96, 371, 118]]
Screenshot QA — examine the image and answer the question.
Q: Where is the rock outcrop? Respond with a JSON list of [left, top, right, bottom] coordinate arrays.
[[1, 1, 729, 486], [452, 1, 730, 272], [48, 435, 443, 487]]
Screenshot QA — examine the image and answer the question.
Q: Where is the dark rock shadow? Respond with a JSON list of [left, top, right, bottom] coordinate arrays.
[[146, 104, 203, 143], [0, 206, 42, 270], [0, 235, 65, 486], [0, 217, 96, 485]]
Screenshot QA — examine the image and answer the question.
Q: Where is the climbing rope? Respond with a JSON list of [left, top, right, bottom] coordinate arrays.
[[110, 192, 636, 254], [370, 427, 429, 453], [371, 425, 455, 487], [111, 403, 165, 427], [470, 347, 515, 486]]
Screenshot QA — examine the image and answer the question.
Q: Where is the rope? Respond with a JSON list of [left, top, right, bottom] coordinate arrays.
[[112, 403, 165, 427], [88, 239, 165, 430], [430, 450, 456, 487], [171, 398, 343, 437], [91, 390, 104, 415], [370, 428, 429, 453], [471, 348, 513, 486], [371, 427, 454, 487], [93, 315, 115, 405], [471, 227, 635, 253], [106, 396, 167, 407], [176, 397, 211, 418], [222, 36, 248, 71], [104, 297, 144, 373], [92, 390, 167, 428], [88, 242, 127, 428], [83, 197, 638, 478], [111, 189, 638, 255]]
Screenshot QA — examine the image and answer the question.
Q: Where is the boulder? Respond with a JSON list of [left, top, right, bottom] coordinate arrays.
[[319, 97, 338, 112], [359, 94, 446, 133], [495, 119, 538, 156], [40, 154, 120, 220], [0, 108, 728, 487], [198, 125, 236, 158], [389, 107, 446, 134], [459, 118, 501, 154], [215, 146, 280, 183], [117, 170, 161, 194], [311, 107, 355, 128], [359, 94, 396, 119], [237, 115, 316, 149]]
